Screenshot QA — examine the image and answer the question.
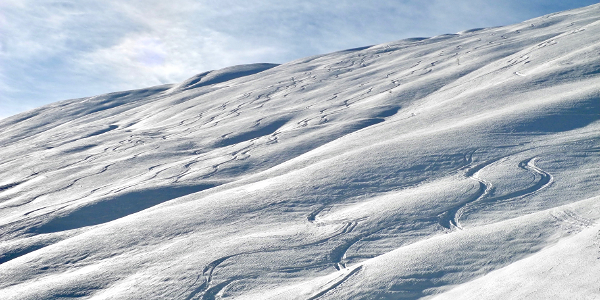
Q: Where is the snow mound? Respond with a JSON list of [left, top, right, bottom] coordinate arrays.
[[168, 63, 279, 93]]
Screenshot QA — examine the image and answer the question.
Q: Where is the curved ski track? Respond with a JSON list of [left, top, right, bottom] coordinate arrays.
[[440, 155, 554, 230], [182, 220, 362, 299]]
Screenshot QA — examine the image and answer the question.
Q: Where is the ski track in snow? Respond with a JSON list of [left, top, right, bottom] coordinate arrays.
[[1, 4, 600, 300], [306, 266, 363, 300], [440, 155, 555, 231], [181, 220, 363, 299]]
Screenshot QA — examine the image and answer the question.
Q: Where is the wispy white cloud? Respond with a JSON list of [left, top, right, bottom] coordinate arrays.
[[1, 0, 598, 119]]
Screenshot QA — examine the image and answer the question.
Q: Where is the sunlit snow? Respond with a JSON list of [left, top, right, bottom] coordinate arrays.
[[1, 4, 599, 300]]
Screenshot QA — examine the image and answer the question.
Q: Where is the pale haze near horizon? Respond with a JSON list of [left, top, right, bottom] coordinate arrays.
[[0, 0, 597, 119]]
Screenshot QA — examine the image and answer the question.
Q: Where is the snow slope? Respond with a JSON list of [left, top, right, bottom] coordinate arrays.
[[1, 4, 599, 300]]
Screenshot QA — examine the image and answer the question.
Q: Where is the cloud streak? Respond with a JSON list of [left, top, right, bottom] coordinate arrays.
[[1, 0, 597, 119]]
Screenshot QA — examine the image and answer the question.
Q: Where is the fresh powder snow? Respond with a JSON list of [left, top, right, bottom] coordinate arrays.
[[0, 4, 599, 300]]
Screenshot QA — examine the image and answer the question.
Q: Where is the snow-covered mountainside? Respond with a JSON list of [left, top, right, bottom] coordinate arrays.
[[1, 4, 599, 300]]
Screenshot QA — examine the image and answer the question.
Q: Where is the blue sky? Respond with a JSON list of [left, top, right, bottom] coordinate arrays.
[[1, 0, 598, 119]]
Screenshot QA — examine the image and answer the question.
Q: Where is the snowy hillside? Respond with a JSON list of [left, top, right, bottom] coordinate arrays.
[[1, 4, 599, 300]]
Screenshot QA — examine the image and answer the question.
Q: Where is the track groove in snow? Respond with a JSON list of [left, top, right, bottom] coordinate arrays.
[[306, 266, 363, 300]]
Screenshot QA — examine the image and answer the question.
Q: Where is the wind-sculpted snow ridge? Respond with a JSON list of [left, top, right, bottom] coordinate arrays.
[[1, 4, 600, 300]]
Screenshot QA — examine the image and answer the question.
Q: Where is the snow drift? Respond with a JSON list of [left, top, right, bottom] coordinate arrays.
[[1, 4, 599, 300]]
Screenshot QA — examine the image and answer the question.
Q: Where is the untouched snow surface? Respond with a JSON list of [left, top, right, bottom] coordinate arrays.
[[1, 4, 600, 300]]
